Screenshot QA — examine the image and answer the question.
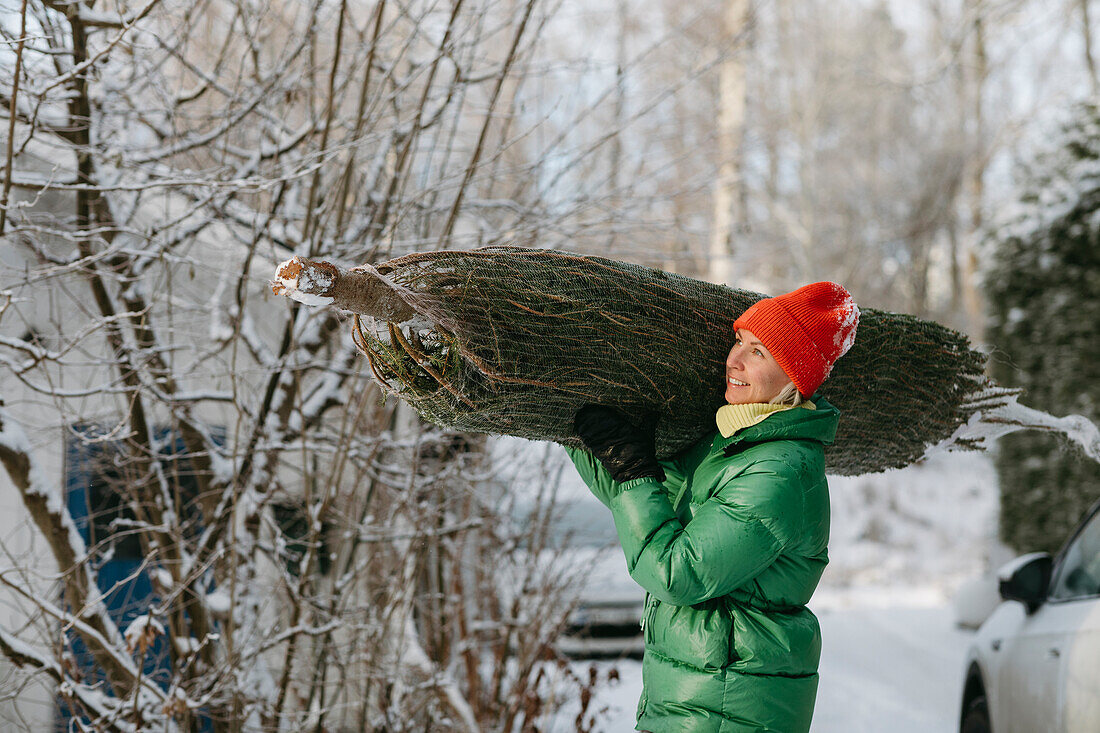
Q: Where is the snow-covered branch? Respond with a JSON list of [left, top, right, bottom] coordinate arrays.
[[0, 628, 141, 733], [0, 408, 138, 697], [0, 0, 654, 727]]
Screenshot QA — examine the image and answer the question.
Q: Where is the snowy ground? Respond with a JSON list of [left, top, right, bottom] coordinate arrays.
[[554, 603, 974, 732], [812, 604, 972, 732]]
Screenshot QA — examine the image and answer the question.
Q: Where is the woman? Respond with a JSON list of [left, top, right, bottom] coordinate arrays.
[[565, 281, 859, 733]]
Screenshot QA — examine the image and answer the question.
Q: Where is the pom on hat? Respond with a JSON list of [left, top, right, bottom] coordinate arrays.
[[732, 282, 859, 398]]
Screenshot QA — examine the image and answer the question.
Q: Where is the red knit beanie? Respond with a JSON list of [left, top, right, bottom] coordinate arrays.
[[732, 282, 859, 398]]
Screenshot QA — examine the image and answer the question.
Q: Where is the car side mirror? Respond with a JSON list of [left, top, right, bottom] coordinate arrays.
[[998, 552, 1053, 614]]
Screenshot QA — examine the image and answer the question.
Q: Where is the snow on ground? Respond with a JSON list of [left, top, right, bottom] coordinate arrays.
[[823, 449, 1006, 602], [811, 605, 973, 733]]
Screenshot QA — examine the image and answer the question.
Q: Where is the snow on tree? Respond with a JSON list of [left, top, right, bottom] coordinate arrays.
[[985, 100, 1100, 553], [0, 0, 677, 729]]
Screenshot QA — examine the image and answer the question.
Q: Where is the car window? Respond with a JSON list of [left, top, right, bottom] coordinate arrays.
[[1050, 508, 1100, 602]]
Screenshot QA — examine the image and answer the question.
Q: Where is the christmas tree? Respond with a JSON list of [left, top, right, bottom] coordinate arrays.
[[274, 248, 1015, 476]]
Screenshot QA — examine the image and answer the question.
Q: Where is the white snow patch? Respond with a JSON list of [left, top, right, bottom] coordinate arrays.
[[124, 613, 164, 653], [834, 302, 860, 357], [205, 590, 231, 618], [272, 256, 336, 308], [945, 393, 1100, 462], [151, 567, 173, 591], [173, 636, 201, 655], [0, 409, 90, 564], [0, 409, 62, 514], [287, 291, 335, 306], [823, 449, 1000, 604]]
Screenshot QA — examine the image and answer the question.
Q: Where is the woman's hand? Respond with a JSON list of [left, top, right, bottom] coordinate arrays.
[[573, 405, 665, 483]]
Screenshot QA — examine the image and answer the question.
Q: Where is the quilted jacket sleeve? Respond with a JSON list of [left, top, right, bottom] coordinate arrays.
[[562, 444, 692, 508], [607, 459, 799, 606]]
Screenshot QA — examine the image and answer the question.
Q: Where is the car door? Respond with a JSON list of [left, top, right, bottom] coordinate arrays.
[[996, 504, 1100, 733], [1047, 505, 1100, 733], [996, 601, 1066, 733], [1061, 598, 1100, 733]]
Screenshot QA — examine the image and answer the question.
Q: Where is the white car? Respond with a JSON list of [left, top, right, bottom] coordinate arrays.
[[959, 498, 1100, 733]]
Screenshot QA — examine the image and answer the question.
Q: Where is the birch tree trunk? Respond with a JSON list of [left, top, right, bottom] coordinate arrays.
[[961, 1, 988, 336], [709, 0, 752, 286], [1081, 0, 1099, 95]]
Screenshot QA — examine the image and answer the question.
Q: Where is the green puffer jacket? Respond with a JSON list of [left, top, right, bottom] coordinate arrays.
[[564, 397, 838, 733]]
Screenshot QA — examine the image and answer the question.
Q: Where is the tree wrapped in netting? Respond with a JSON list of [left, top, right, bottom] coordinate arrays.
[[274, 247, 1032, 476]]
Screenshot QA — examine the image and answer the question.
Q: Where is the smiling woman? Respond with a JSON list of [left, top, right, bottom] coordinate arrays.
[[567, 282, 860, 733], [723, 329, 792, 405]]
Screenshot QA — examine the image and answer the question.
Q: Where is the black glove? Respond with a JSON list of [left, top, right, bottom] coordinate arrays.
[[573, 405, 665, 483]]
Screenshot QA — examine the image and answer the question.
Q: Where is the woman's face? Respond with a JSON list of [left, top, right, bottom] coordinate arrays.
[[724, 329, 792, 404]]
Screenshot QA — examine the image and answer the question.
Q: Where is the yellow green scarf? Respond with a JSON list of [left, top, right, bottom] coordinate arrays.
[[715, 401, 816, 438]]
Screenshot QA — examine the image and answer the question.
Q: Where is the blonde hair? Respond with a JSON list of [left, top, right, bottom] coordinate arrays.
[[769, 381, 804, 407]]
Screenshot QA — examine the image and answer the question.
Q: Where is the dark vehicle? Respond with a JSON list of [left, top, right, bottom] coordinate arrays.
[[556, 545, 645, 659], [545, 495, 644, 659]]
